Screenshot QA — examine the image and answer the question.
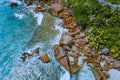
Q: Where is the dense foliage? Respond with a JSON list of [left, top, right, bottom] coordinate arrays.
[[62, 0, 120, 59], [107, 0, 120, 4]]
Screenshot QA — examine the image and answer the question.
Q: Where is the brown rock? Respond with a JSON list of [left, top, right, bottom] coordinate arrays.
[[9, 2, 18, 8], [39, 53, 50, 63], [53, 45, 66, 60], [71, 46, 78, 53], [32, 48, 39, 54], [58, 57, 71, 73], [70, 52, 79, 58], [101, 72, 108, 80], [62, 21, 77, 29], [79, 32, 85, 38], [72, 63, 81, 74], [68, 27, 80, 35], [48, 9, 58, 17], [33, 6, 45, 12], [92, 69, 102, 80], [21, 52, 32, 62], [26, 1, 33, 6], [62, 45, 70, 51], [51, 3, 63, 12], [59, 32, 73, 45], [58, 11, 69, 19]]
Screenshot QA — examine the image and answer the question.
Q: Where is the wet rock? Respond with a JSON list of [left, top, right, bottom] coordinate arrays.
[[92, 69, 102, 80], [21, 52, 32, 62], [48, 9, 58, 17], [33, 6, 45, 12], [9, 2, 18, 8], [32, 47, 39, 54], [72, 63, 81, 74], [26, 1, 33, 6], [39, 53, 50, 63], [59, 32, 73, 45], [51, 3, 63, 12]]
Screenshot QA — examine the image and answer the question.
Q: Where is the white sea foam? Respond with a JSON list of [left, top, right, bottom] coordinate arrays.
[[23, 4, 44, 25], [52, 19, 68, 45], [14, 11, 24, 19], [34, 12, 43, 25], [60, 68, 70, 80], [77, 63, 95, 80], [10, 0, 22, 5], [108, 69, 120, 80]]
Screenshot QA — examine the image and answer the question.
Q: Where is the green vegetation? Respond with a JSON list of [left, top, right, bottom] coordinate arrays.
[[107, 0, 120, 4], [62, 0, 120, 59]]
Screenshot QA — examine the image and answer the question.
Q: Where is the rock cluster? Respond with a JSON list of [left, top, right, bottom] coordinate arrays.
[[48, 1, 120, 79], [19, 0, 120, 79], [20, 48, 50, 63]]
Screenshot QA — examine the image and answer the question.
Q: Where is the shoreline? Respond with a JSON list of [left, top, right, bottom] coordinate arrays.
[[9, 0, 120, 80]]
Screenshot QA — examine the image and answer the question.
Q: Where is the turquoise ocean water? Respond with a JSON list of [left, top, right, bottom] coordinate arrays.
[[0, 0, 37, 79]]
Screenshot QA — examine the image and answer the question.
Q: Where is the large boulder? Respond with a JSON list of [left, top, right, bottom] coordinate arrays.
[[59, 32, 73, 45], [53, 45, 71, 73], [58, 57, 71, 73], [92, 69, 102, 80], [53, 45, 66, 60], [51, 3, 63, 12], [39, 53, 50, 63]]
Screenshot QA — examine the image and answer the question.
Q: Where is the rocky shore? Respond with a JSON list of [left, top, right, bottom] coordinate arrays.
[[10, 0, 120, 80]]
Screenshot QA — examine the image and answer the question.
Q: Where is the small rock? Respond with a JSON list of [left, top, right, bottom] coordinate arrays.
[[100, 47, 109, 55], [32, 47, 39, 54], [9, 2, 18, 8], [33, 6, 45, 12], [39, 53, 50, 63], [21, 52, 32, 62], [26, 1, 32, 6]]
